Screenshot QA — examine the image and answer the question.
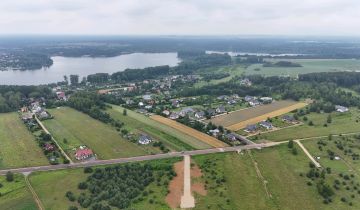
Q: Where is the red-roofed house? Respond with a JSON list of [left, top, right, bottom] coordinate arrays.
[[75, 148, 93, 160]]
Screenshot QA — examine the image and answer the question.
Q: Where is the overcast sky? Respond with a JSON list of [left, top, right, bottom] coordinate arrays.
[[0, 0, 359, 36]]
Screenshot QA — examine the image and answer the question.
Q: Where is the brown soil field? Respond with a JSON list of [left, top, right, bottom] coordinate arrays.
[[166, 160, 206, 208], [206, 100, 307, 131], [166, 160, 184, 208], [150, 115, 227, 148]]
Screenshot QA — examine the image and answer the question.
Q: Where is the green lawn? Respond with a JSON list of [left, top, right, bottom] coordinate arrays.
[[29, 159, 179, 210], [193, 144, 324, 210], [0, 174, 37, 210], [43, 107, 150, 160], [0, 112, 48, 169], [246, 59, 360, 77], [254, 109, 360, 142], [108, 105, 211, 150]]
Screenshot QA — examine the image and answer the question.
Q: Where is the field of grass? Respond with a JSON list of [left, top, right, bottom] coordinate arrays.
[[0, 113, 48, 169], [254, 108, 360, 142], [192, 144, 324, 210], [0, 174, 37, 210], [206, 100, 306, 130], [44, 107, 150, 160], [109, 105, 212, 149], [301, 136, 360, 208], [29, 159, 179, 210], [246, 59, 360, 77], [150, 115, 227, 148], [107, 105, 197, 151]]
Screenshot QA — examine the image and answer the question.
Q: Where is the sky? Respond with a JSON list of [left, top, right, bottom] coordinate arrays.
[[0, 0, 360, 36]]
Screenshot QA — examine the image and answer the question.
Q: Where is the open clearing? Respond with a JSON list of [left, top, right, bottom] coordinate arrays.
[[0, 174, 38, 210], [150, 115, 227, 148], [206, 100, 307, 131], [255, 108, 360, 142], [44, 107, 148, 160], [107, 104, 205, 150], [192, 144, 324, 210], [0, 112, 48, 169]]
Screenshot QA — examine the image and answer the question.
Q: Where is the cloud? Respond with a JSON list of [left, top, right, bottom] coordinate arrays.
[[0, 0, 359, 35]]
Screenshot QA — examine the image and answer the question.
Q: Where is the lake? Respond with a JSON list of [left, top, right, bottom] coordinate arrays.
[[0, 52, 180, 85]]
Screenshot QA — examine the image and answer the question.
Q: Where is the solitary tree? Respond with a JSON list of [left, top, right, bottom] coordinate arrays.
[[288, 140, 294, 148], [6, 171, 14, 182], [123, 109, 127, 116]]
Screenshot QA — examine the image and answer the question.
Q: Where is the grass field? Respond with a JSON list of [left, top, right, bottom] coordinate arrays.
[[44, 107, 150, 160], [0, 113, 48, 169], [206, 100, 306, 131], [192, 144, 325, 210], [150, 115, 227, 148], [107, 105, 205, 150], [29, 158, 179, 210], [0, 174, 38, 210], [254, 108, 360, 142], [246, 59, 360, 77], [301, 136, 360, 208]]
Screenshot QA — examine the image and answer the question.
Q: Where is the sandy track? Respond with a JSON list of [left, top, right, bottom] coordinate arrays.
[[150, 115, 227, 148]]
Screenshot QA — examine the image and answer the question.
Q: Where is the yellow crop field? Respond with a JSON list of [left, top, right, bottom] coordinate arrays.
[[150, 115, 228, 148], [226, 102, 307, 131]]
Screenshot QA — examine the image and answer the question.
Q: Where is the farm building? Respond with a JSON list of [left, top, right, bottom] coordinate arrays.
[[226, 133, 238, 141], [138, 134, 152, 145]]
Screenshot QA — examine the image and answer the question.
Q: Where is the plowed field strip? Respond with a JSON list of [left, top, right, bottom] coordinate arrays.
[[226, 103, 307, 131], [150, 115, 227, 148]]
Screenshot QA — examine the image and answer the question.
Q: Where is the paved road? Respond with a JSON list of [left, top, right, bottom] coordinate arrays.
[[0, 142, 282, 176]]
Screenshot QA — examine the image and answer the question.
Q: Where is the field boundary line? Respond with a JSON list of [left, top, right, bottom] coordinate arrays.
[[35, 116, 73, 164], [247, 150, 272, 198], [24, 174, 45, 210]]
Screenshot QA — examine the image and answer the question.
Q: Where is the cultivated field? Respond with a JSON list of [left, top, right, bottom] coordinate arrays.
[[44, 107, 148, 160], [206, 100, 307, 131], [0, 174, 37, 210], [0, 113, 48, 169], [255, 108, 360, 142], [107, 105, 210, 150], [150, 115, 227, 148]]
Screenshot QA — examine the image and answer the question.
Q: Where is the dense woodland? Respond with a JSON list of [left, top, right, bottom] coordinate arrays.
[[67, 163, 176, 209]]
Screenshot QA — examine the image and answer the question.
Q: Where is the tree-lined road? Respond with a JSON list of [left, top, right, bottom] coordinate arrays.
[[0, 142, 283, 175]]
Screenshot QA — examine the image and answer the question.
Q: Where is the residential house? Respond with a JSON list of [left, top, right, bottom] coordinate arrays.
[[38, 111, 50, 119], [335, 105, 349, 113], [75, 148, 94, 160], [138, 134, 152, 145], [195, 111, 205, 119], [56, 91, 67, 101], [240, 78, 252, 86], [206, 108, 216, 116], [162, 110, 170, 116], [249, 99, 260, 107], [171, 100, 180, 108], [144, 105, 153, 110], [217, 95, 228, 101], [226, 133, 238, 141], [44, 143, 55, 152], [244, 124, 258, 133], [244, 95, 257, 102], [169, 112, 179, 120], [179, 107, 195, 117], [209, 129, 220, 137], [216, 105, 226, 114], [259, 121, 273, 130], [142, 94, 152, 101], [282, 115, 295, 123], [260, 97, 273, 104]]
